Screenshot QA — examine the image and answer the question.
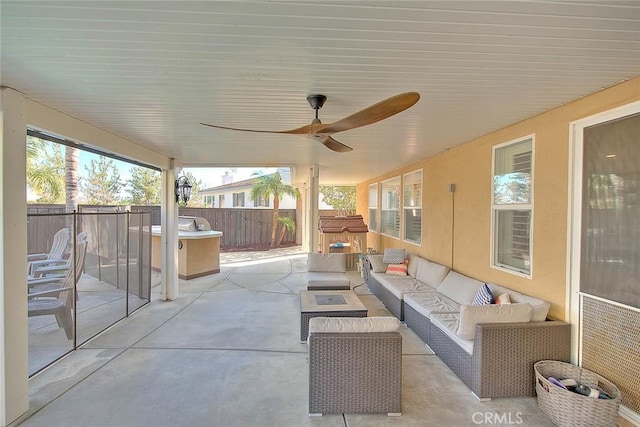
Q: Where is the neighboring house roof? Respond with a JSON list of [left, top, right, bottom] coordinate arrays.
[[200, 168, 291, 194], [200, 176, 259, 193], [318, 215, 369, 233]]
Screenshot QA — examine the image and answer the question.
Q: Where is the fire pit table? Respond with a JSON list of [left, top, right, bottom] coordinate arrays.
[[300, 290, 368, 342]]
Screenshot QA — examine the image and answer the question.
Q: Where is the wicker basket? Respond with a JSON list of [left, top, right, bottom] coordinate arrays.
[[534, 360, 621, 427]]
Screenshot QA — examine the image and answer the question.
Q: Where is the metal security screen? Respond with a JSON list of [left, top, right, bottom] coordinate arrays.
[[580, 113, 640, 308], [578, 110, 640, 418]]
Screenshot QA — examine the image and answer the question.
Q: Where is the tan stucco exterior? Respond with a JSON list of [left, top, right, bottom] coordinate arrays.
[[357, 76, 640, 320]]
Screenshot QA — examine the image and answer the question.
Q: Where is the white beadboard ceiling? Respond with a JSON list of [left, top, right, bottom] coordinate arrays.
[[1, 1, 639, 184]]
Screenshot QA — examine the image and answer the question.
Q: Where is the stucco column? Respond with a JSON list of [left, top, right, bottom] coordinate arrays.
[[0, 87, 29, 425], [160, 163, 179, 300], [308, 165, 320, 253]]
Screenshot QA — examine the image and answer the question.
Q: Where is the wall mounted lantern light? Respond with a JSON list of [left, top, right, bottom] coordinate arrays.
[[175, 176, 192, 207]]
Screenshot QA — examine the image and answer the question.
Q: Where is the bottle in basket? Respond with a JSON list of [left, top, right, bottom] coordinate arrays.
[[574, 383, 612, 399]]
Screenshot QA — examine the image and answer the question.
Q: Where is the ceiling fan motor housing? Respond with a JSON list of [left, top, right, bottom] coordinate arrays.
[[306, 94, 327, 110]]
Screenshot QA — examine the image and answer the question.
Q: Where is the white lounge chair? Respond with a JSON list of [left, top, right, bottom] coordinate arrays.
[[30, 231, 88, 278], [28, 241, 87, 340], [27, 228, 69, 275]]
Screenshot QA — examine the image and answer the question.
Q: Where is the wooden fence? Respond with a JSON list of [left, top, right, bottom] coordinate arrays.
[[176, 207, 296, 247], [28, 205, 299, 250]]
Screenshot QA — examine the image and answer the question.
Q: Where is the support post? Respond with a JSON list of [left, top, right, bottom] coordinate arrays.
[[160, 162, 179, 300], [0, 87, 29, 425], [308, 165, 320, 253]]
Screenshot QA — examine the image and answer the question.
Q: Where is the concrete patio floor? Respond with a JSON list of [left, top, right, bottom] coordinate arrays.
[[16, 249, 555, 427]]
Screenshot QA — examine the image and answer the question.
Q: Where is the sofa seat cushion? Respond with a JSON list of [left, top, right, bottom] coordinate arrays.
[[415, 257, 450, 288], [403, 292, 461, 318], [457, 303, 533, 340], [371, 272, 436, 299], [488, 284, 551, 321], [307, 253, 346, 272], [306, 272, 350, 288], [309, 316, 400, 334], [430, 313, 474, 355], [437, 271, 484, 305]]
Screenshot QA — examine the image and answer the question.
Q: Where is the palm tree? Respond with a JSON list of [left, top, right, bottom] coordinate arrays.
[[65, 146, 79, 231], [26, 137, 65, 203], [250, 172, 299, 247], [275, 216, 296, 246]]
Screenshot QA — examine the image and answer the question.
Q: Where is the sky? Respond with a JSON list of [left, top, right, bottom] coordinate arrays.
[[28, 140, 344, 209], [27, 138, 277, 201], [80, 152, 273, 189], [184, 167, 277, 189]]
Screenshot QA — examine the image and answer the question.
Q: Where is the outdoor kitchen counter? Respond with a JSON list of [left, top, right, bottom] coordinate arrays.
[[151, 226, 223, 280]]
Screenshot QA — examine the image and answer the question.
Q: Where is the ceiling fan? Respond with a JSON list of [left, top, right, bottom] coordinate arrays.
[[200, 91, 420, 153]]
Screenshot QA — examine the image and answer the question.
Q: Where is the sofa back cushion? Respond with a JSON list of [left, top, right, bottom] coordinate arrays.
[[457, 303, 533, 340], [308, 253, 346, 272], [488, 284, 551, 321], [367, 254, 388, 273], [437, 271, 483, 304], [309, 316, 400, 334], [415, 257, 450, 289], [407, 254, 420, 278]]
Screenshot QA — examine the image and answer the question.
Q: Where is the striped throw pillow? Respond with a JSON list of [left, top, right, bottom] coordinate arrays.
[[472, 283, 494, 305], [386, 262, 408, 276]]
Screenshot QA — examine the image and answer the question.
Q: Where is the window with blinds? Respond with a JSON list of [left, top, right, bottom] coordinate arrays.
[[403, 169, 422, 244], [233, 192, 245, 207], [368, 183, 378, 233], [253, 194, 269, 207], [492, 137, 534, 276], [380, 176, 400, 238]]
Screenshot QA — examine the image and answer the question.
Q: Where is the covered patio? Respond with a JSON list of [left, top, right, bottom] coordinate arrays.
[[18, 250, 553, 427], [2, 2, 639, 426]]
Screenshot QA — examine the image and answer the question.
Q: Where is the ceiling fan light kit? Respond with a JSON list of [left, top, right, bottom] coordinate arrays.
[[201, 91, 420, 153]]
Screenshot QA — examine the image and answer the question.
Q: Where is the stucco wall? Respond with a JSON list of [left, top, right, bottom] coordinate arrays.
[[356, 76, 640, 319]]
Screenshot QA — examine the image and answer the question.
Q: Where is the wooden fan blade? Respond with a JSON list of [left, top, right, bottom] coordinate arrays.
[[200, 122, 313, 135], [311, 135, 353, 153], [318, 92, 420, 134]]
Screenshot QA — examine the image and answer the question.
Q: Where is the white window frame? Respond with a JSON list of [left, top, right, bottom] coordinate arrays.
[[368, 182, 378, 233], [403, 169, 422, 245], [380, 176, 401, 239], [490, 135, 535, 278]]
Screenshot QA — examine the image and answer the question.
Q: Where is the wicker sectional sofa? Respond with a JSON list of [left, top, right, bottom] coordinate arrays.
[[364, 254, 571, 400], [306, 253, 351, 290]]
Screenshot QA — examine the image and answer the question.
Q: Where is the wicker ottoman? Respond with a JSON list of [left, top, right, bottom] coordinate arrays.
[[308, 317, 402, 416]]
